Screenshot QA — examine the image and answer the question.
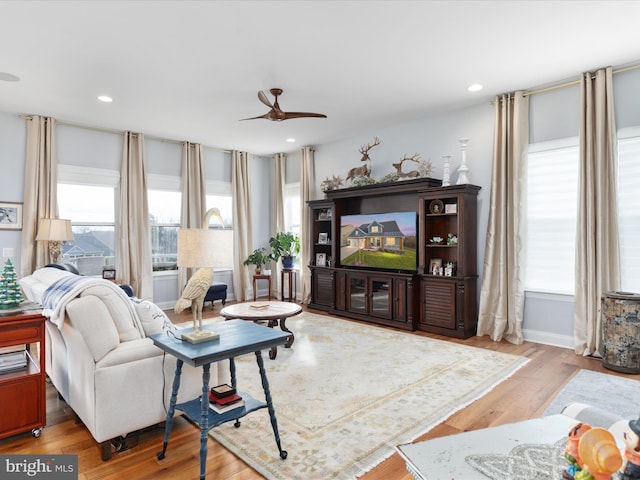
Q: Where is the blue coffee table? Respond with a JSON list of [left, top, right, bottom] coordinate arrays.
[[150, 319, 291, 480]]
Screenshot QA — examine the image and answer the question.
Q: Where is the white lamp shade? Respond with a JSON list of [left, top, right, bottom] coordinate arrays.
[[177, 229, 218, 268], [35, 218, 74, 241]]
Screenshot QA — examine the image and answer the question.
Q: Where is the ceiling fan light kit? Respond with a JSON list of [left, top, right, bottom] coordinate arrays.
[[241, 88, 327, 122]]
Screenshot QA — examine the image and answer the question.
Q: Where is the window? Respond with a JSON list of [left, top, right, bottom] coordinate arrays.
[[58, 182, 116, 276], [148, 189, 181, 271], [618, 129, 640, 292], [284, 183, 301, 236], [525, 138, 579, 294]]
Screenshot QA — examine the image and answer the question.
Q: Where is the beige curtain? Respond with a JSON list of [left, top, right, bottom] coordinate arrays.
[[117, 132, 153, 300], [574, 67, 621, 356], [477, 92, 529, 344], [272, 153, 287, 297], [179, 142, 206, 290], [300, 147, 314, 303], [232, 151, 252, 301], [20, 116, 58, 277]]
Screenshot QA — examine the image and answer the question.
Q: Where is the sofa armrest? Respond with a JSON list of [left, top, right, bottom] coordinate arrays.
[[96, 338, 162, 368]]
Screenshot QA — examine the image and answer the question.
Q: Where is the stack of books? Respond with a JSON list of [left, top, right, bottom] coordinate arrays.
[[0, 349, 28, 373], [209, 383, 244, 414]]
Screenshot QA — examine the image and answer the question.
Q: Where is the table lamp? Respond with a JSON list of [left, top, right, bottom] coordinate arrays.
[[175, 208, 225, 344], [35, 218, 74, 264]]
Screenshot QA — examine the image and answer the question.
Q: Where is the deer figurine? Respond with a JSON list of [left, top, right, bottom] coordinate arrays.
[[392, 153, 422, 179], [347, 136, 380, 183]]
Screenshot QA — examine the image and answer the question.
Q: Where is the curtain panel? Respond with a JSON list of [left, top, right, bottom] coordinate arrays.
[[20, 116, 58, 277], [117, 132, 153, 300], [232, 151, 252, 301], [477, 92, 529, 344], [574, 67, 621, 356], [273, 153, 287, 297], [179, 142, 206, 289], [300, 147, 315, 303]]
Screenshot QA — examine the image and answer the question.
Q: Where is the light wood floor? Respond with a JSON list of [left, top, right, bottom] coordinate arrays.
[[1, 303, 635, 480]]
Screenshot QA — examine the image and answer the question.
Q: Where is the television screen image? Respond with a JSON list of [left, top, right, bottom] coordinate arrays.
[[340, 211, 417, 273]]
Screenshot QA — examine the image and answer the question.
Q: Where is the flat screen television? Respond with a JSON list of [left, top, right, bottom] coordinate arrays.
[[339, 211, 418, 273]]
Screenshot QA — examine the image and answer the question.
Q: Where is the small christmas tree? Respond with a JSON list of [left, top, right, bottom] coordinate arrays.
[[0, 259, 24, 309]]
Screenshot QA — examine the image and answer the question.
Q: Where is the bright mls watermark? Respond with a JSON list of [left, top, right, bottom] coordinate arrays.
[[0, 455, 77, 479]]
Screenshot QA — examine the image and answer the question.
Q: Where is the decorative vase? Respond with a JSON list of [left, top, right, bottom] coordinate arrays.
[[442, 155, 452, 186], [281, 256, 295, 269], [456, 138, 470, 185]]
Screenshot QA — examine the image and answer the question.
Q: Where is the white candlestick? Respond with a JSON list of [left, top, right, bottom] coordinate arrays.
[[442, 155, 451, 186], [456, 138, 470, 185]]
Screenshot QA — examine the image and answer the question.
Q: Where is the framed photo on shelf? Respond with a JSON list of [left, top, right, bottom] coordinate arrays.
[[0, 202, 23, 230], [102, 269, 116, 280], [429, 199, 444, 214], [316, 253, 327, 267], [318, 209, 328, 220], [326, 209, 332, 219], [445, 203, 457, 214], [429, 258, 443, 276], [318, 232, 329, 244]]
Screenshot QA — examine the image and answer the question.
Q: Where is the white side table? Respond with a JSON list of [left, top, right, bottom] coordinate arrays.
[[396, 414, 577, 480]]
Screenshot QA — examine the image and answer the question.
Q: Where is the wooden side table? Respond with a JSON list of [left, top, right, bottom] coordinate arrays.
[[0, 309, 46, 439], [280, 269, 298, 302], [252, 274, 272, 301]]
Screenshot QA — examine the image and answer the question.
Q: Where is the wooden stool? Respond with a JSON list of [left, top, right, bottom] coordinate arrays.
[[281, 269, 297, 302], [253, 274, 271, 301]]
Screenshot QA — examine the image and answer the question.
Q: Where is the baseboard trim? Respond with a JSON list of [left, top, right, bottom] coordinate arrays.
[[523, 328, 574, 350]]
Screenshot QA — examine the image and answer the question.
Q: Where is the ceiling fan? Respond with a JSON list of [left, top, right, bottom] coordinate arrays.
[[241, 88, 327, 122]]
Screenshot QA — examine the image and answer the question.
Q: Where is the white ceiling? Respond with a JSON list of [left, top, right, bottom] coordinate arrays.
[[1, 1, 640, 156]]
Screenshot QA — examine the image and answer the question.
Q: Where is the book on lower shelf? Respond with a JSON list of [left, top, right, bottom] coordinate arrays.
[[209, 396, 245, 414], [0, 350, 28, 373]]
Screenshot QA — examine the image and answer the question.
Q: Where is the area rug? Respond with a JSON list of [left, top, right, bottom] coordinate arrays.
[[202, 312, 529, 480], [543, 369, 640, 419]]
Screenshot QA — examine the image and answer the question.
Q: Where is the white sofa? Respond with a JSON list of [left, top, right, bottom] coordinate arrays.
[[19, 267, 229, 460]]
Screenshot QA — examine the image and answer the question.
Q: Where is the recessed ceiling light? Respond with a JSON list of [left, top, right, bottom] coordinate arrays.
[[0, 72, 20, 82], [98, 95, 113, 103], [286, 138, 296, 143], [467, 84, 483, 92]]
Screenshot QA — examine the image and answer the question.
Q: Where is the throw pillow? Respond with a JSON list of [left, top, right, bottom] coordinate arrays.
[[131, 299, 179, 337]]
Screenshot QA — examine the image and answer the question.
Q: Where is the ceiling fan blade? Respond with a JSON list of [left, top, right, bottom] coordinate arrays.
[[239, 112, 272, 121], [283, 112, 327, 120], [257, 91, 273, 109]]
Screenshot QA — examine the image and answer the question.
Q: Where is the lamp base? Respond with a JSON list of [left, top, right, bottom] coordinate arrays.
[[181, 329, 220, 344]]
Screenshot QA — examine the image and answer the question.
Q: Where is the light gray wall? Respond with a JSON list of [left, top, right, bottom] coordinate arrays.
[[0, 112, 26, 273]]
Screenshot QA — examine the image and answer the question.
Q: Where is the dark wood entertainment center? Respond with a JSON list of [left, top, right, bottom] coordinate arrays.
[[307, 177, 480, 338]]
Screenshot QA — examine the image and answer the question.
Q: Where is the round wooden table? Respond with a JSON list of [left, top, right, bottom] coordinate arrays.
[[219, 301, 301, 359]]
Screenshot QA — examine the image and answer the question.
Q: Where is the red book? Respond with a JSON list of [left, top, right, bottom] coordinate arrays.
[[208, 391, 242, 406]]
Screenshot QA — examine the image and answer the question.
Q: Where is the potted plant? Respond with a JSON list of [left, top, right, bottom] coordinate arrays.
[[269, 232, 300, 269], [243, 247, 271, 274]]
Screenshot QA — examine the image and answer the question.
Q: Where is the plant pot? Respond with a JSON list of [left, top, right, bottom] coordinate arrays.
[[281, 255, 296, 269]]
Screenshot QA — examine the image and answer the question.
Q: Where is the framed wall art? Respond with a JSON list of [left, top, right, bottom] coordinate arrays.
[[0, 202, 23, 230]]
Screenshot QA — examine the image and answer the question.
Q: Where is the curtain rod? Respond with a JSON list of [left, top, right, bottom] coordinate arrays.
[[523, 64, 640, 97], [18, 115, 232, 154], [492, 63, 640, 103]]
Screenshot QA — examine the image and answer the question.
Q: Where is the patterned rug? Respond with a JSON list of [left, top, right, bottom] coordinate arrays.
[[203, 312, 529, 480]]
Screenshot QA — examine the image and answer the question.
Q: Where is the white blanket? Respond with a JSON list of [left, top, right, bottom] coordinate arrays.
[[42, 275, 142, 336]]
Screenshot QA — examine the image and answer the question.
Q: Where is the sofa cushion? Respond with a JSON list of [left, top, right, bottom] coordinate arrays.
[[66, 296, 120, 362], [79, 284, 142, 342], [131, 299, 178, 337]]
